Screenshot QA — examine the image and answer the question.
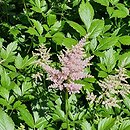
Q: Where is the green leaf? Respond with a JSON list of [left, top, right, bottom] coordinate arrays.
[[35, 0, 41, 8], [79, 1, 94, 30], [13, 101, 22, 109], [94, 0, 109, 6], [38, 35, 46, 44], [88, 19, 104, 38], [111, 10, 128, 18], [67, 21, 86, 36], [98, 71, 108, 78], [15, 54, 35, 69], [22, 82, 32, 95], [90, 38, 97, 52], [61, 123, 67, 129], [0, 38, 4, 46], [26, 27, 39, 36], [0, 98, 9, 107], [52, 32, 64, 45], [18, 107, 34, 128], [1, 70, 11, 89], [118, 52, 130, 68], [7, 42, 17, 56], [15, 54, 23, 69], [96, 37, 118, 51], [0, 87, 9, 101], [119, 36, 130, 45], [62, 38, 77, 48], [55, 107, 65, 119], [50, 21, 61, 32], [109, 0, 119, 5], [124, 96, 130, 111], [73, 0, 80, 7], [81, 120, 92, 130], [22, 56, 35, 69], [35, 117, 47, 128], [31, 19, 43, 35], [119, 120, 130, 130], [98, 117, 115, 130], [111, 3, 129, 18], [0, 109, 14, 130], [10, 26, 20, 37], [107, 7, 115, 17], [47, 14, 57, 26], [102, 48, 117, 72], [13, 83, 22, 96]]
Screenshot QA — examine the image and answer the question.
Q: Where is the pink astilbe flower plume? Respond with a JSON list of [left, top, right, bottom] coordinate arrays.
[[36, 35, 93, 94]]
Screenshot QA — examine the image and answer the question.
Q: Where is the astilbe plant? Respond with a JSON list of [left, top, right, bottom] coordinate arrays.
[[86, 67, 130, 108], [35, 35, 93, 94], [33, 35, 93, 129]]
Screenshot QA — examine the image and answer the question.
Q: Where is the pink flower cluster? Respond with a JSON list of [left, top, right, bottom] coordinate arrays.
[[43, 36, 93, 94]]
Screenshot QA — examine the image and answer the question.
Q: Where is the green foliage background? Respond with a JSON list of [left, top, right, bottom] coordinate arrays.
[[0, 0, 130, 129]]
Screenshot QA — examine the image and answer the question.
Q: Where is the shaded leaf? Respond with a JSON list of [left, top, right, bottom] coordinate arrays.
[[94, 0, 109, 6], [18, 107, 34, 128], [67, 21, 86, 36]]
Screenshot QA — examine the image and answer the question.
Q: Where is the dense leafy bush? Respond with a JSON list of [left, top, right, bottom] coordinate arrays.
[[0, 0, 130, 129]]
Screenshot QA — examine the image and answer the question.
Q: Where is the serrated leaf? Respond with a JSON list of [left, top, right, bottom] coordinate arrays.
[[96, 37, 118, 51], [26, 27, 39, 36], [22, 56, 35, 69], [35, 117, 47, 128], [63, 38, 77, 48], [35, 0, 41, 8], [98, 71, 108, 78], [47, 14, 56, 26], [18, 107, 34, 128], [94, 0, 109, 6], [111, 10, 128, 18], [118, 52, 130, 68], [38, 35, 46, 44], [31, 19, 43, 35], [123, 96, 130, 111], [109, 0, 119, 5], [119, 120, 130, 130], [55, 107, 65, 119], [15, 54, 23, 69], [88, 19, 104, 38], [50, 21, 61, 32], [0, 109, 14, 130], [52, 32, 64, 45], [98, 117, 115, 130], [81, 120, 92, 130], [7, 42, 17, 56], [119, 36, 130, 45], [90, 38, 97, 52], [0, 87, 9, 101], [22, 82, 32, 95], [79, 1, 94, 30], [111, 3, 129, 18], [67, 21, 86, 36], [103, 48, 117, 72], [1, 70, 11, 89]]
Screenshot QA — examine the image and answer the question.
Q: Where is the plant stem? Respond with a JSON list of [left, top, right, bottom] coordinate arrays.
[[60, 0, 67, 20], [65, 88, 69, 130], [23, 0, 33, 27]]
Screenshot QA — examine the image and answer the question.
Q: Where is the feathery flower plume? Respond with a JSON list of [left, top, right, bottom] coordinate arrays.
[[35, 35, 93, 94], [86, 67, 130, 108]]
